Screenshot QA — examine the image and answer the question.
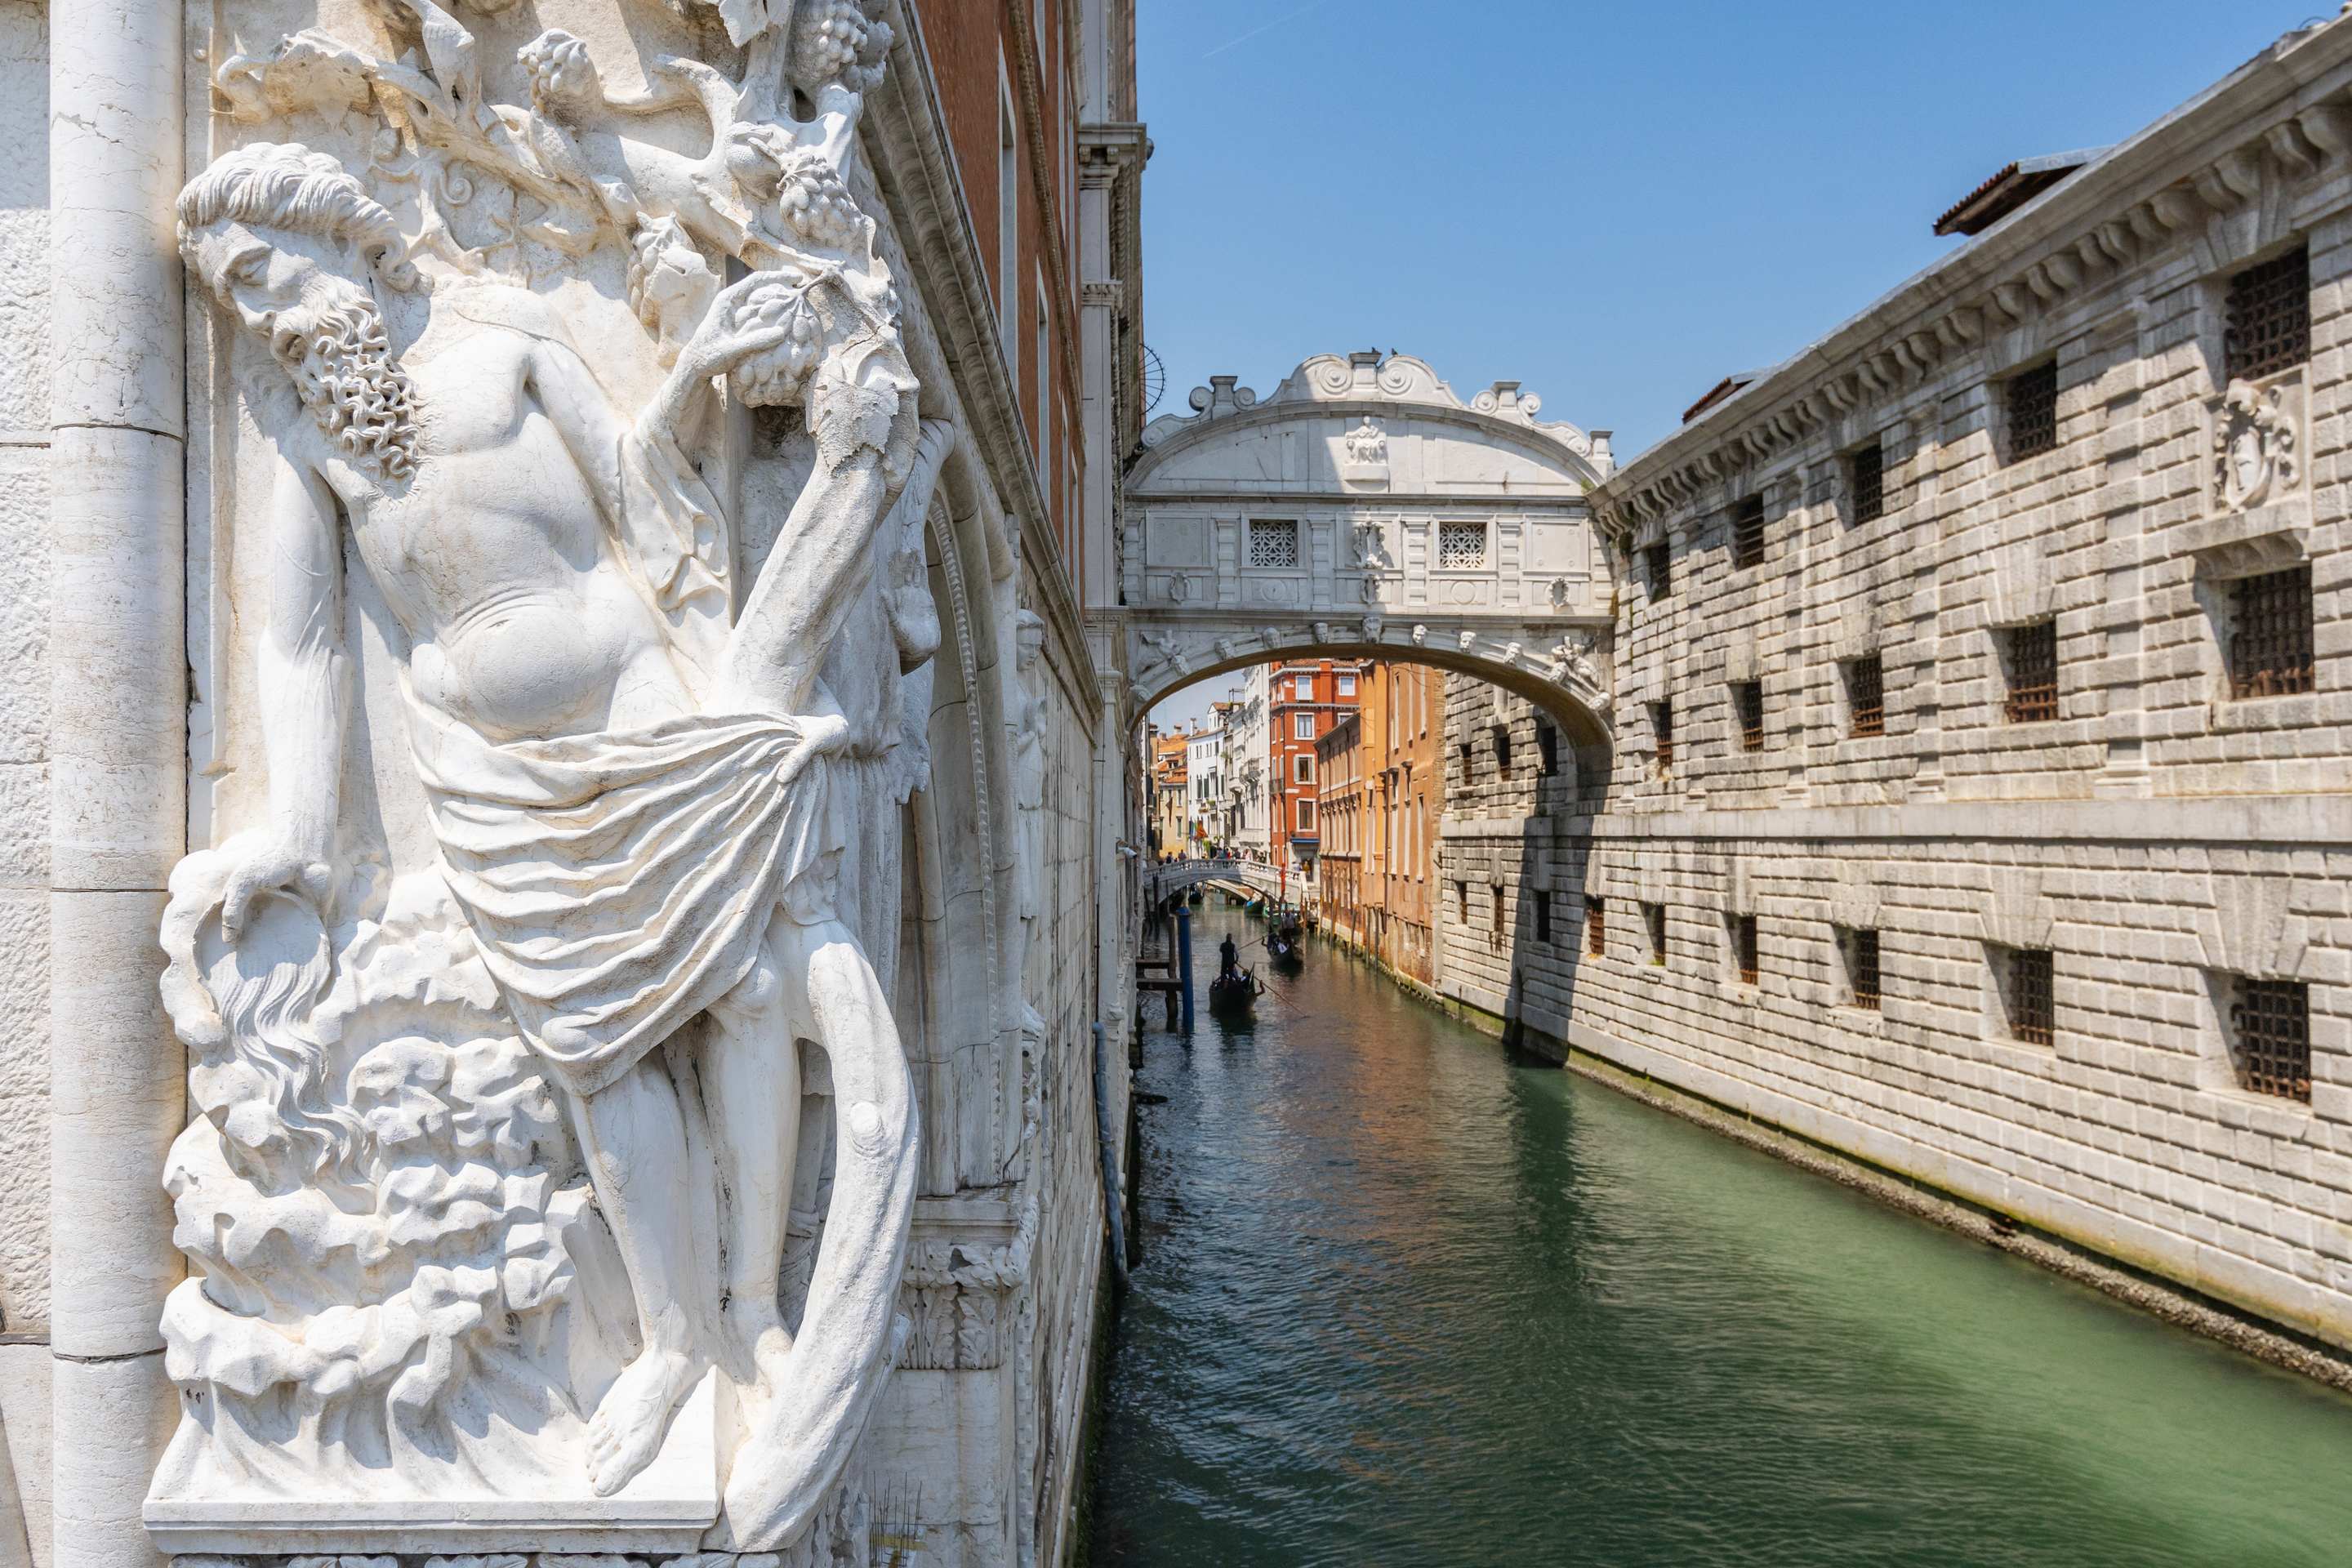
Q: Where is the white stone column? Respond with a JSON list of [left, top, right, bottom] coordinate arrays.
[[47, 5, 185, 1568]]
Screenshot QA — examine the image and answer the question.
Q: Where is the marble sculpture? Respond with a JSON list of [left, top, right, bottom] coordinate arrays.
[[150, 0, 942, 1552]]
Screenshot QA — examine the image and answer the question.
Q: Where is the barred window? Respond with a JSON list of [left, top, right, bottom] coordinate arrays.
[[1456, 880, 1468, 924], [1731, 913, 1759, 986], [1585, 895, 1605, 957], [1646, 541, 1672, 598], [1850, 439, 1886, 524], [1458, 740, 1475, 782], [1731, 494, 1766, 570], [1437, 522, 1487, 570], [1491, 884, 1505, 938], [1537, 720, 1559, 777], [2225, 247, 2310, 385], [1733, 680, 1765, 751], [1534, 889, 1552, 945], [1490, 724, 1512, 781], [1249, 519, 1299, 568], [2226, 976, 2310, 1102], [1645, 902, 1668, 966], [1650, 699, 1675, 772], [2228, 566, 2314, 698], [1845, 655, 1885, 738], [2003, 620, 2059, 723], [2006, 361, 2058, 461], [1999, 947, 2054, 1046], [1839, 926, 1882, 1011]]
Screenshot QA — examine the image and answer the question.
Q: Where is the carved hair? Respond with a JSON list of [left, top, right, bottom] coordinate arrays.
[[177, 141, 415, 290]]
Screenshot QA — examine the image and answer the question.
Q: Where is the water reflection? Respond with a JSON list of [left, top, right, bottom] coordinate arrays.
[[1091, 905, 2352, 1566]]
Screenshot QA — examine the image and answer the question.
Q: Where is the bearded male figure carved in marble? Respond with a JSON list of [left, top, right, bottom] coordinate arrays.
[[169, 122, 923, 1547]]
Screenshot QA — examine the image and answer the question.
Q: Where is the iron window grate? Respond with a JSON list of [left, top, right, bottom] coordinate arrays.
[[1851, 440, 1886, 523], [1537, 721, 1559, 777], [2229, 566, 2314, 698], [1732, 914, 1759, 986], [1586, 896, 1605, 957], [2225, 247, 2310, 385], [1731, 494, 1766, 569], [2004, 621, 2059, 723], [1646, 902, 1668, 966], [2007, 361, 2058, 461], [1734, 680, 1765, 751], [1438, 522, 1488, 570], [1651, 700, 1674, 772], [1844, 927, 1882, 1011], [1248, 519, 1299, 568], [2228, 977, 2310, 1102], [1646, 541, 1672, 598], [2008, 947, 2054, 1045], [1846, 656, 1885, 738]]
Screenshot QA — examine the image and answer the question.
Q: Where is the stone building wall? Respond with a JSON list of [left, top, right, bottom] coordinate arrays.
[[1435, 17, 2352, 1354], [0, 5, 49, 1563]]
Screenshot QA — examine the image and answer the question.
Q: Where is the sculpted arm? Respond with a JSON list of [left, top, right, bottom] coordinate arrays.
[[223, 455, 348, 937]]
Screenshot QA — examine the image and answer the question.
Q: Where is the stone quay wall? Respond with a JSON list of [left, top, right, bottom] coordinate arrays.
[[1434, 17, 2352, 1356]]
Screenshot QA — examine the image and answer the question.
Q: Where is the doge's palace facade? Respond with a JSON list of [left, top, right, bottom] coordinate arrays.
[[8, 2, 1148, 1566]]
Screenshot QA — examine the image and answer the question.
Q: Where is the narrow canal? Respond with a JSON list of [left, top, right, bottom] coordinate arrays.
[[1089, 902, 2352, 1566]]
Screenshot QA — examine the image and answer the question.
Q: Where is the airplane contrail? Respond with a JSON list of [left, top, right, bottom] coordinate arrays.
[[1201, 0, 1336, 60]]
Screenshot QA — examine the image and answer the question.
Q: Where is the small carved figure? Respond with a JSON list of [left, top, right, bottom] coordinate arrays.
[[1343, 415, 1388, 465]]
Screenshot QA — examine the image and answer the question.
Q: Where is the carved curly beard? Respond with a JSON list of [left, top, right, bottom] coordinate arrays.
[[275, 295, 421, 483]]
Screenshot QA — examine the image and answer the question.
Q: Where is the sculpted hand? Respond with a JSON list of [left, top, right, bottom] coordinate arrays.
[[679, 273, 809, 383], [776, 713, 852, 790], [220, 837, 336, 942]]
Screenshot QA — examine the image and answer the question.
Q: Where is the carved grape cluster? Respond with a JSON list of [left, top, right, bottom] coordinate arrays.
[[777, 148, 865, 249], [731, 279, 825, 407], [789, 0, 892, 96]]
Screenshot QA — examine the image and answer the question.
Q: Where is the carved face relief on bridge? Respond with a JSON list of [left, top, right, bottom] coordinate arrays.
[[153, 2, 947, 1556]]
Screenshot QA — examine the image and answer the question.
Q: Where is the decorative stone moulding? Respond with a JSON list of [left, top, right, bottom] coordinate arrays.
[[149, 0, 955, 1557], [1588, 35, 2352, 541]]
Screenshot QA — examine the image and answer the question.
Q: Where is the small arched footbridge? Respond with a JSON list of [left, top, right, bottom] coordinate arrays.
[[1122, 352, 1622, 777], [1143, 857, 1285, 910]]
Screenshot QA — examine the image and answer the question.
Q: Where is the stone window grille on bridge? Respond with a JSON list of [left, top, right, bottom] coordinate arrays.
[[1650, 699, 1674, 772], [1844, 655, 1885, 738], [1731, 913, 1760, 987], [1838, 926, 1882, 1011], [2225, 975, 2311, 1102], [1848, 438, 1886, 524], [1584, 896, 1605, 957], [2226, 566, 2314, 698], [2004, 360, 2059, 461], [2002, 620, 2060, 723], [1534, 889, 1552, 944], [1993, 945, 2055, 1046], [1437, 521, 1488, 571], [1646, 541, 1672, 598], [1645, 902, 1668, 966], [2224, 246, 2311, 384], [1733, 680, 1765, 751], [1731, 494, 1766, 570], [1250, 519, 1301, 568]]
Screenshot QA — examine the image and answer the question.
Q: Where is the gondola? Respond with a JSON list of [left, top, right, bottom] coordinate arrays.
[[1208, 966, 1260, 1018], [1267, 928, 1303, 970]]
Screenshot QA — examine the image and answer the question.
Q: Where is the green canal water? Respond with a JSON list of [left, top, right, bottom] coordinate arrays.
[[1089, 904, 2352, 1566]]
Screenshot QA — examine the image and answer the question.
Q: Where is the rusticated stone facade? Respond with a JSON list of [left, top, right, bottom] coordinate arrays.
[[1432, 16, 2352, 1357]]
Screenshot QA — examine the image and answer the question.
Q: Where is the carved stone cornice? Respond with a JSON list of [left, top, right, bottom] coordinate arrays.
[[1589, 16, 2352, 542]]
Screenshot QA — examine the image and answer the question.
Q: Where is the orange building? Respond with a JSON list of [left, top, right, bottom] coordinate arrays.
[[1313, 664, 1442, 982], [1266, 658, 1364, 882]]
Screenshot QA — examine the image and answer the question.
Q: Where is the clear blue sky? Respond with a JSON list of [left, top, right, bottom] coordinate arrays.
[[1137, 0, 2325, 731]]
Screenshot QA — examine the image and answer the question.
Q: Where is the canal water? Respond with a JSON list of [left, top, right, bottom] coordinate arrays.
[[1089, 902, 2352, 1566]]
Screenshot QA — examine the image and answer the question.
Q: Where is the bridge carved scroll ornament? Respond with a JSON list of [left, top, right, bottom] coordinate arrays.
[[151, 1, 947, 1559]]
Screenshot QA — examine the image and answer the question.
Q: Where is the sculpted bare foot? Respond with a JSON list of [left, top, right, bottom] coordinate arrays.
[[586, 1346, 700, 1495]]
